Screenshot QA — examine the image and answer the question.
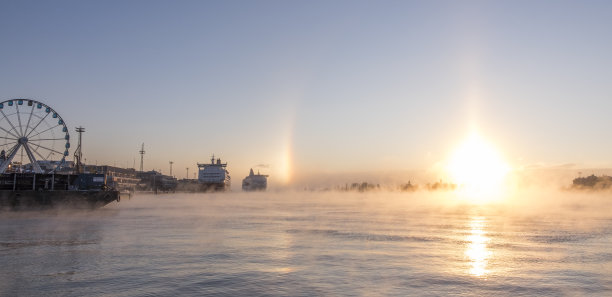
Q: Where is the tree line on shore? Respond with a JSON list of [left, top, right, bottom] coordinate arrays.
[[310, 180, 458, 192]]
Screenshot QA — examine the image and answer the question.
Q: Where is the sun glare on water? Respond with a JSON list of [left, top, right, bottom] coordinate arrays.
[[446, 133, 510, 203]]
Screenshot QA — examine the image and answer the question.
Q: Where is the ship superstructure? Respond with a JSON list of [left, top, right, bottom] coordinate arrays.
[[242, 168, 268, 191], [197, 155, 231, 191]]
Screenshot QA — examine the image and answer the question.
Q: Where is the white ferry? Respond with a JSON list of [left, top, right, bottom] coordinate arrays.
[[242, 168, 268, 191], [197, 155, 231, 191]]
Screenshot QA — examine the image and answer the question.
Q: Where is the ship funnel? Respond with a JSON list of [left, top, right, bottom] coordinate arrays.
[[249, 168, 254, 176]]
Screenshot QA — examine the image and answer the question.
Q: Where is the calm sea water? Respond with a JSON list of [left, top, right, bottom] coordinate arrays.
[[1, 191, 611, 296]]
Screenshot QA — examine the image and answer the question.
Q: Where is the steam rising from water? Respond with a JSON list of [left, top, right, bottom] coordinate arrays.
[[1, 189, 611, 296]]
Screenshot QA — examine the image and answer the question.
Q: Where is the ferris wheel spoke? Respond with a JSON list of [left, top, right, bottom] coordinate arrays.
[[0, 127, 19, 139], [28, 124, 60, 139], [25, 111, 51, 138], [31, 144, 48, 162], [0, 136, 18, 141], [1, 141, 18, 148], [0, 143, 21, 173], [23, 104, 36, 137], [15, 103, 24, 136], [0, 110, 21, 138], [29, 141, 64, 155], [28, 137, 66, 141]]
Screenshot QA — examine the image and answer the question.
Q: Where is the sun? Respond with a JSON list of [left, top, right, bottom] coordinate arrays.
[[446, 133, 510, 202]]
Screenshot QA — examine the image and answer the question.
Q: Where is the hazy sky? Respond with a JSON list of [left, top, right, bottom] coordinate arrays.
[[1, 0, 611, 186]]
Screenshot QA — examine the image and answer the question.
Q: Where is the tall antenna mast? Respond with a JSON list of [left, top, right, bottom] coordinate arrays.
[[74, 126, 85, 173], [139, 143, 145, 172]]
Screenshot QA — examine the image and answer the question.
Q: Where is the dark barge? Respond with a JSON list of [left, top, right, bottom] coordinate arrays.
[[0, 173, 120, 210]]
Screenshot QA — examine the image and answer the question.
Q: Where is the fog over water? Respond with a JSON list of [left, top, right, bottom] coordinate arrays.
[[1, 190, 611, 296]]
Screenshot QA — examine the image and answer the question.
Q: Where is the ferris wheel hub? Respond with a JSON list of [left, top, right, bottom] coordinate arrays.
[[18, 137, 28, 144]]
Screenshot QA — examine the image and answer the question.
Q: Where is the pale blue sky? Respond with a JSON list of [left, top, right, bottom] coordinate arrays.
[[1, 0, 611, 185]]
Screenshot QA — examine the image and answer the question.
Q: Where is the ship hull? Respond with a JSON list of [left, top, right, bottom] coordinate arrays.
[[0, 190, 120, 210], [242, 177, 267, 191], [198, 182, 230, 192], [242, 185, 266, 191]]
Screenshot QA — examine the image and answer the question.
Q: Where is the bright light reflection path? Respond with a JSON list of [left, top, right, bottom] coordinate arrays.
[[465, 216, 491, 277]]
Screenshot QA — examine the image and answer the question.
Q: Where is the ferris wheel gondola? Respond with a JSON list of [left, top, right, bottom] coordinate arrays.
[[0, 99, 70, 173]]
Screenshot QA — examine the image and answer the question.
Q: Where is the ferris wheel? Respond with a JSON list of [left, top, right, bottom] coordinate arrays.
[[0, 99, 70, 173]]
